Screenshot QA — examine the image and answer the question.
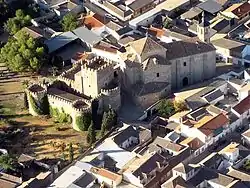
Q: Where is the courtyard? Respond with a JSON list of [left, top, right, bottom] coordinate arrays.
[[0, 74, 91, 162]]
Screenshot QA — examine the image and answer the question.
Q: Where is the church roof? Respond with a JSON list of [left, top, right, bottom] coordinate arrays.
[[162, 40, 215, 60], [129, 37, 166, 61]]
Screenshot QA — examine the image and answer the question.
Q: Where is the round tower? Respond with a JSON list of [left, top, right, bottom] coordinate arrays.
[[26, 84, 47, 116], [71, 99, 91, 131]]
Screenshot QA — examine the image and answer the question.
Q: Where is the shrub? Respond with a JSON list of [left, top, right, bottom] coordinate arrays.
[[29, 94, 43, 115], [75, 112, 91, 131], [157, 99, 175, 117], [173, 100, 188, 112]]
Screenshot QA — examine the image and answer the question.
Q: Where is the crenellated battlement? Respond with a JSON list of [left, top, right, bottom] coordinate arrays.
[[82, 56, 115, 72], [101, 85, 120, 96], [27, 84, 47, 98], [57, 73, 75, 85], [47, 94, 72, 106], [57, 64, 81, 85], [72, 99, 91, 113]]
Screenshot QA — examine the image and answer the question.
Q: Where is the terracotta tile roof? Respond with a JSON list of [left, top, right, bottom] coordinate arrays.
[[148, 26, 164, 37], [83, 14, 104, 29], [224, 2, 250, 18], [233, 95, 250, 115], [183, 119, 197, 127], [90, 167, 121, 181], [93, 41, 118, 54], [198, 113, 229, 136], [72, 52, 89, 61], [180, 137, 204, 150]]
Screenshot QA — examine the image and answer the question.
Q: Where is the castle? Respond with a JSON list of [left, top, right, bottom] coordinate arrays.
[[27, 56, 121, 131], [27, 34, 216, 130]]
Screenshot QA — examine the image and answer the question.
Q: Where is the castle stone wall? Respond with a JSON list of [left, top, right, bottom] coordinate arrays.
[[100, 86, 121, 111]]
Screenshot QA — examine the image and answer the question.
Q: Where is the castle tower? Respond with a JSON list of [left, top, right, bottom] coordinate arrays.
[[197, 11, 210, 43]]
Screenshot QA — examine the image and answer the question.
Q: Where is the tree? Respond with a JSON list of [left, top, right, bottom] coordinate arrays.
[[0, 31, 47, 72], [100, 111, 108, 137], [173, 100, 188, 112], [100, 109, 117, 136], [68, 143, 74, 162], [61, 13, 78, 32], [23, 92, 28, 109], [0, 154, 15, 171], [243, 159, 250, 171], [108, 109, 117, 129], [4, 9, 31, 35], [87, 121, 96, 144], [157, 99, 175, 117], [75, 112, 91, 131]]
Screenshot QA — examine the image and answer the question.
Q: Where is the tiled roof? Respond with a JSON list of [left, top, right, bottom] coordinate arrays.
[[162, 40, 216, 60], [90, 167, 121, 181], [151, 137, 184, 152], [132, 153, 166, 179], [198, 113, 229, 136], [233, 94, 250, 115], [228, 2, 250, 18], [148, 26, 164, 37], [180, 137, 204, 150], [129, 37, 166, 61], [83, 14, 104, 29], [113, 126, 139, 145], [188, 167, 235, 187]]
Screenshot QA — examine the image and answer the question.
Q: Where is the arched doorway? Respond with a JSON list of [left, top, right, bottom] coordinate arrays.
[[183, 77, 188, 87]]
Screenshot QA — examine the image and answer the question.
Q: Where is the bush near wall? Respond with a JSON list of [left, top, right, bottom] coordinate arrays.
[[29, 94, 43, 115], [75, 112, 92, 131], [50, 107, 71, 123]]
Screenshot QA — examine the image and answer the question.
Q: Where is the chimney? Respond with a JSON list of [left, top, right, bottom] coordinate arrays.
[[156, 161, 161, 169]]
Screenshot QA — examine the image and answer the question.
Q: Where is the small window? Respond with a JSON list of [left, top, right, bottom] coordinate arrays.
[[183, 62, 186, 66], [157, 73, 159, 77]]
